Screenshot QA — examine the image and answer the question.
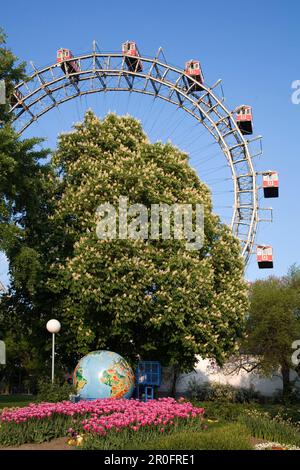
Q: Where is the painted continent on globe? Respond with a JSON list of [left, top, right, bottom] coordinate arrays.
[[73, 350, 135, 400]]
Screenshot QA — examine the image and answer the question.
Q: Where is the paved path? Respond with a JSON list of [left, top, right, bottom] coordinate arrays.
[[0, 437, 73, 451]]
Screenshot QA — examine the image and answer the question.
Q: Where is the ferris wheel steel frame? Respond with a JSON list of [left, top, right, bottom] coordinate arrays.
[[10, 45, 268, 264]]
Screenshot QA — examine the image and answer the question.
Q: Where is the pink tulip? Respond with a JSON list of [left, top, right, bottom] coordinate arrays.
[[0, 397, 205, 441]]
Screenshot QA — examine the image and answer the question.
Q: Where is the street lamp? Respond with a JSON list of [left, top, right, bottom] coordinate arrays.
[[46, 319, 61, 383]]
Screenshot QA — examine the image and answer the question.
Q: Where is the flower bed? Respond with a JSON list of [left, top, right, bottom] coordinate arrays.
[[254, 442, 300, 451], [238, 409, 300, 448], [0, 397, 205, 448]]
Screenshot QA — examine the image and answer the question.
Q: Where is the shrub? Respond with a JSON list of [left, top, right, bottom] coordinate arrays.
[[239, 409, 300, 446], [271, 387, 300, 405], [194, 400, 300, 431], [36, 380, 75, 403], [198, 401, 248, 422], [271, 406, 300, 425], [187, 378, 261, 403]]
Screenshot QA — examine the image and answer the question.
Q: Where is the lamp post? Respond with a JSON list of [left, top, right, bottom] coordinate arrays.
[[46, 319, 61, 383]]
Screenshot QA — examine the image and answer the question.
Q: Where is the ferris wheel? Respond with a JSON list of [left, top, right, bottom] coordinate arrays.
[[9, 41, 279, 268]]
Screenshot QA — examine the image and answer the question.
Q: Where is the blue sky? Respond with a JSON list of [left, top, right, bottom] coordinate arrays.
[[0, 0, 299, 286]]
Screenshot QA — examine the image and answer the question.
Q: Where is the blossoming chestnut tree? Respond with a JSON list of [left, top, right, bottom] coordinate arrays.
[[41, 110, 248, 377]]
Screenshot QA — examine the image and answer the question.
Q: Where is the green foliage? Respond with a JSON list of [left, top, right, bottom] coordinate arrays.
[[36, 380, 75, 403], [187, 379, 261, 403], [0, 27, 26, 124], [44, 111, 248, 370], [126, 423, 253, 450], [82, 416, 204, 450], [0, 28, 51, 260], [193, 400, 300, 427], [286, 264, 300, 291], [0, 413, 73, 446], [194, 400, 251, 422], [263, 405, 300, 426], [271, 387, 300, 405], [239, 409, 300, 446], [0, 29, 56, 391], [0, 394, 34, 409], [0, 329, 43, 394], [194, 400, 300, 447], [246, 277, 300, 370], [244, 272, 300, 398], [0, 127, 52, 255]]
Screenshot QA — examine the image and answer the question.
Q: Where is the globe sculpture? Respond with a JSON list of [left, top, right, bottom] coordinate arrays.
[[73, 350, 135, 400]]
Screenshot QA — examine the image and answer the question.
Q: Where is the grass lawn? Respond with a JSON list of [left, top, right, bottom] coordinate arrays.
[[123, 422, 253, 451], [0, 394, 35, 409]]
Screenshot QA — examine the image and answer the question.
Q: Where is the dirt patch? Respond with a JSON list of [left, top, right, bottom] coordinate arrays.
[[0, 437, 74, 451]]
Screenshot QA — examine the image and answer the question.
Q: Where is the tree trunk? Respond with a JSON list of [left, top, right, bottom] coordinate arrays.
[[170, 367, 179, 397], [281, 362, 291, 401]]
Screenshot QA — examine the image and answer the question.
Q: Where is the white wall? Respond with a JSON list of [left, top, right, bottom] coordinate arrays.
[[159, 357, 300, 396]]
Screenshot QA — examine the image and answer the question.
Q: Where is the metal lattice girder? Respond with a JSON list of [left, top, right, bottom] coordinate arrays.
[[9, 50, 261, 264], [0, 280, 7, 293]]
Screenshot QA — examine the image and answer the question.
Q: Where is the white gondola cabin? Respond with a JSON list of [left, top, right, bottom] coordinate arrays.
[[257, 245, 273, 269], [236, 105, 253, 135], [57, 49, 80, 82], [122, 41, 142, 72], [185, 60, 204, 92], [262, 171, 279, 198]]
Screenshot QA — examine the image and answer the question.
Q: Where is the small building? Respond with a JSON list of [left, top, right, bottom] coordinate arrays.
[[263, 171, 279, 198], [185, 60, 204, 92], [257, 245, 273, 269], [57, 49, 80, 82], [236, 105, 253, 135], [122, 41, 142, 72]]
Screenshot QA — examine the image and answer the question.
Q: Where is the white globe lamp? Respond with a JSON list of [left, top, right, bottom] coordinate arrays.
[[46, 319, 61, 334], [46, 319, 61, 383]]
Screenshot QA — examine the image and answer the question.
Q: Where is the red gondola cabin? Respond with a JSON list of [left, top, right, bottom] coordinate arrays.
[[122, 41, 142, 72], [185, 60, 204, 92], [57, 49, 80, 81], [11, 89, 23, 108], [262, 171, 279, 198], [236, 105, 253, 135], [257, 245, 273, 269]]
